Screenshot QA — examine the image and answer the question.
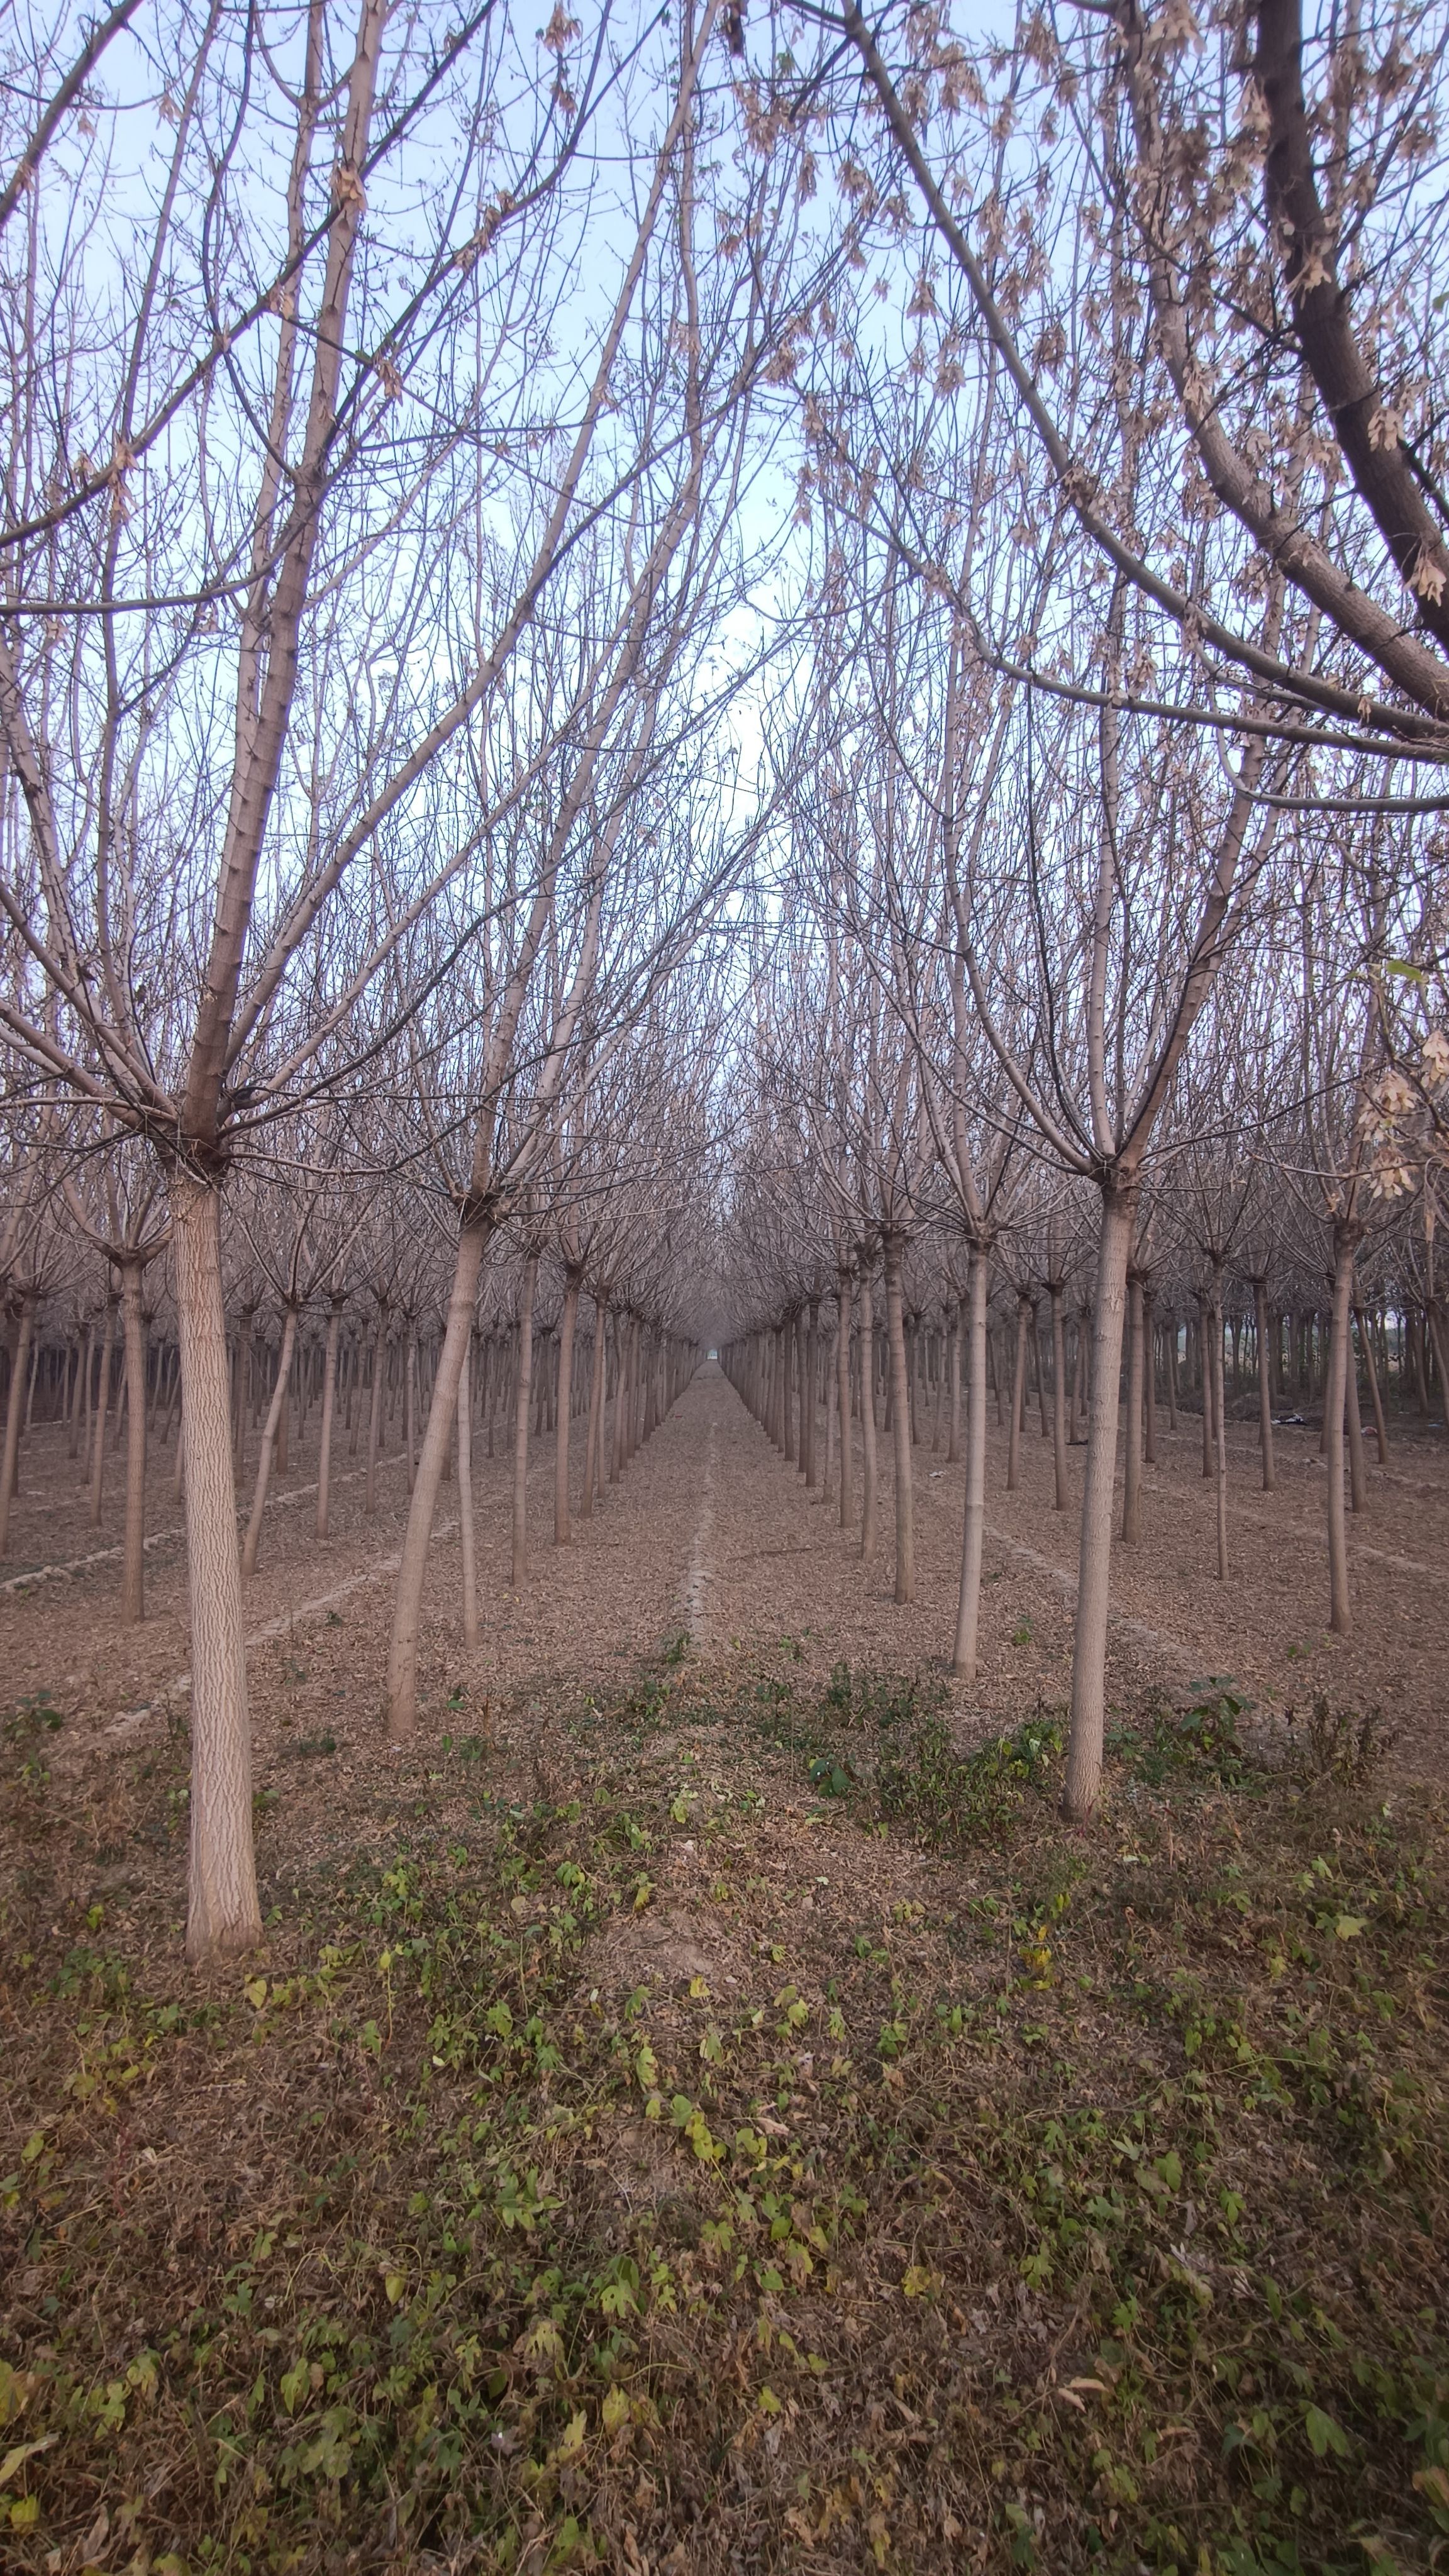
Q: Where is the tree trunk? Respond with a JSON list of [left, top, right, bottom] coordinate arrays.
[[1253, 1278, 1276, 1492], [77, 1316, 96, 1474], [0, 1297, 35, 1557], [883, 1238, 914, 1603], [836, 1277, 853, 1525], [512, 1252, 538, 1588], [1006, 1297, 1028, 1492], [1142, 1289, 1157, 1465], [386, 1216, 491, 1739], [1355, 1306, 1389, 1463], [1121, 1272, 1143, 1544], [119, 1265, 148, 1623], [1049, 1282, 1069, 1510], [90, 1298, 117, 1525], [67, 1327, 84, 1460], [1324, 1230, 1357, 1635], [1165, 1313, 1179, 1431], [275, 1335, 290, 1475], [242, 1306, 299, 1578], [582, 1304, 606, 1518], [405, 1330, 417, 1494], [555, 1272, 580, 1543], [1346, 1322, 1367, 1515], [365, 1319, 386, 1514], [316, 1299, 343, 1540], [953, 1244, 989, 1679], [799, 1308, 814, 1494], [858, 1274, 878, 1558], [1211, 1276, 1229, 1581], [170, 1172, 260, 1962], [458, 1333, 478, 1652], [1062, 1184, 1136, 1822]]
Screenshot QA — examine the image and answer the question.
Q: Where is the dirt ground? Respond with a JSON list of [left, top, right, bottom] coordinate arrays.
[[1, 1355, 1443, 1856], [3, 1363, 1445, 2576]]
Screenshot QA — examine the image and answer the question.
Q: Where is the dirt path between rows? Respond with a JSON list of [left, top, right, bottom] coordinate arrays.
[[3, 1358, 1444, 1820]]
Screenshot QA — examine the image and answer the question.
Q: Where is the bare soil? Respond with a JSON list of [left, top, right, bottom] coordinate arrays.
[[1, 1357, 1440, 1828], [1, 1365, 1445, 2576]]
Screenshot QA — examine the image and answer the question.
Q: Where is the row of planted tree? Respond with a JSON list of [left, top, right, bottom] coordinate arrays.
[[721, 1184, 1440, 1602], [0, 1203, 701, 1620]]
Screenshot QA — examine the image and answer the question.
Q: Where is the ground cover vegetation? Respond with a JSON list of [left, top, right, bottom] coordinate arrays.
[[2, 1650, 1445, 2573]]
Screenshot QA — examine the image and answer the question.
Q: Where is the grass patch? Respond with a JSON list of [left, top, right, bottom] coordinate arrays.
[[0, 1667, 1444, 2574]]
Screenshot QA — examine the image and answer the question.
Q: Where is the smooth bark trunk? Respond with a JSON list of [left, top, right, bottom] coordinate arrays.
[[119, 1265, 148, 1623], [883, 1240, 914, 1603], [858, 1275, 878, 1558], [316, 1301, 343, 1540], [242, 1307, 299, 1578], [1122, 1273, 1143, 1544], [458, 1335, 477, 1652], [171, 1173, 260, 1962], [555, 1274, 580, 1543], [1253, 1279, 1276, 1492], [1063, 1186, 1135, 1822], [1325, 1233, 1357, 1635], [582, 1306, 606, 1518], [836, 1279, 853, 1526], [89, 1299, 116, 1525], [1049, 1283, 1069, 1510], [0, 1298, 34, 1556], [1211, 1284, 1229, 1580], [512, 1253, 538, 1588], [1356, 1306, 1389, 1463], [386, 1218, 490, 1738], [952, 1246, 989, 1679], [1006, 1299, 1028, 1492]]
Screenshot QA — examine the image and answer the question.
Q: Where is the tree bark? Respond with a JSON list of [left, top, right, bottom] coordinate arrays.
[[858, 1273, 878, 1558], [1346, 1321, 1367, 1516], [1253, 1277, 1276, 1492], [1324, 1230, 1358, 1635], [836, 1277, 853, 1526], [242, 1306, 298, 1579], [1121, 1271, 1143, 1543], [582, 1302, 606, 1518], [386, 1216, 491, 1739], [316, 1298, 343, 1540], [119, 1263, 148, 1623], [1142, 1288, 1157, 1465], [553, 1274, 580, 1542], [1006, 1296, 1028, 1492], [458, 1333, 478, 1652], [1049, 1282, 1069, 1509], [365, 1317, 386, 1514], [883, 1237, 914, 1603], [1063, 1184, 1135, 1821], [0, 1297, 34, 1557], [953, 1243, 989, 1679], [89, 1297, 116, 1525], [1355, 1306, 1389, 1463], [404, 1328, 417, 1494], [1211, 1276, 1229, 1581], [170, 1171, 260, 1962], [804, 1300, 819, 1487], [512, 1252, 538, 1588]]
